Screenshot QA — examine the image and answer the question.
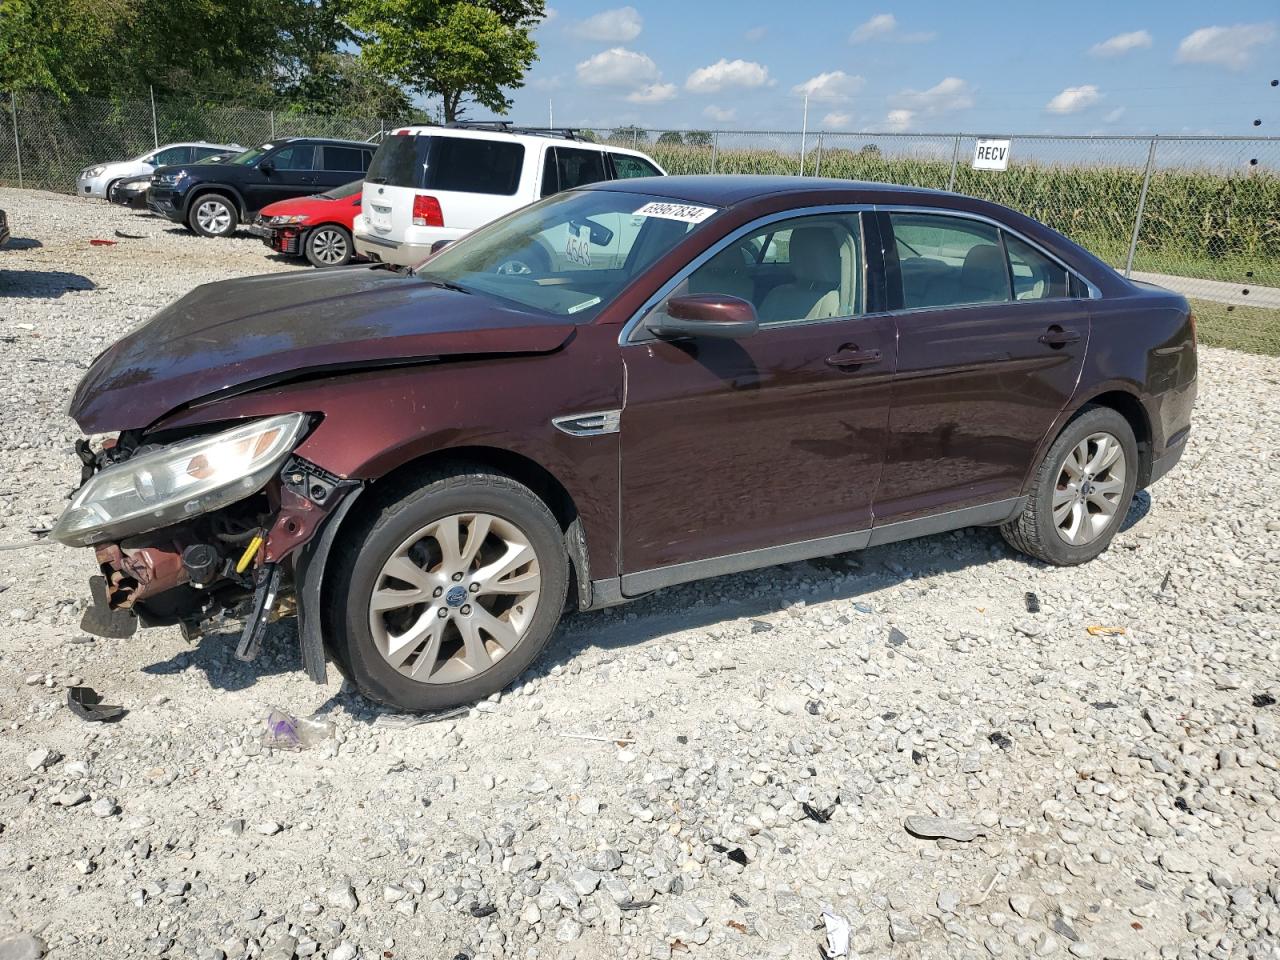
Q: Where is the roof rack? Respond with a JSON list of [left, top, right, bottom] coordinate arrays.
[[444, 120, 584, 142]]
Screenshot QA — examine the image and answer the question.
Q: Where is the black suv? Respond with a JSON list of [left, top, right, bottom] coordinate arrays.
[[148, 138, 376, 238]]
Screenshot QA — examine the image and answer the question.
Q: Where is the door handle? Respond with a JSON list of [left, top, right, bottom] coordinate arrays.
[[1038, 326, 1081, 348], [825, 347, 881, 369]]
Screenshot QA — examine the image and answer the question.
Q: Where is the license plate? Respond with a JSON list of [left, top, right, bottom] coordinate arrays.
[[369, 203, 392, 232]]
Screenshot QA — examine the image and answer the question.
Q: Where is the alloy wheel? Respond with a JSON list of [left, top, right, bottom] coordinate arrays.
[[310, 228, 349, 266], [1052, 431, 1127, 546], [195, 200, 232, 235], [367, 513, 542, 684]]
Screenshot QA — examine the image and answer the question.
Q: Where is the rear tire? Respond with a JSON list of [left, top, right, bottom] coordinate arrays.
[[1002, 406, 1138, 565], [305, 225, 353, 267], [189, 193, 238, 238], [326, 469, 569, 712]]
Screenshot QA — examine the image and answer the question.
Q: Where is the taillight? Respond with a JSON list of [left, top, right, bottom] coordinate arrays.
[[1188, 311, 1197, 346], [412, 194, 443, 227]]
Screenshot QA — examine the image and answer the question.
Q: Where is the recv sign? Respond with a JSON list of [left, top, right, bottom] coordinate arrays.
[[972, 138, 1012, 171]]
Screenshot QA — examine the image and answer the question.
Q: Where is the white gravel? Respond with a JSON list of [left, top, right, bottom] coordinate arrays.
[[2, 186, 1280, 960]]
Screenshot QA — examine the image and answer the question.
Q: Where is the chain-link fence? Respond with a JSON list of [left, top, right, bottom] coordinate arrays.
[[2, 91, 1277, 353]]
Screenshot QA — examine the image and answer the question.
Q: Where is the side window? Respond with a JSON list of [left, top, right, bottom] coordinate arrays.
[[667, 213, 863, 326], [554, 148, 608, 191], [361, 149, 374, 171], [151, 146, 191, 166], [1005, 233, 1070, 300], [194, 146, 227, 160], [426, 137, 524, 195], [890, 213, 1010, 308], [610, 154, 661, 179], [540, 148, 560, 197], [321, 146, 368, 173], [272, 144, 317, 171]]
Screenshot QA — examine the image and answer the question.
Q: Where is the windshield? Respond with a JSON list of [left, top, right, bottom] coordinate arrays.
[[318, 179, 363, 200], [415, 190, 719, 321], [228, 145, 272, 166]]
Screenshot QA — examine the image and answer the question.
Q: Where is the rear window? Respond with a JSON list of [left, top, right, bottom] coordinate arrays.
[[366, 134, 524, 195]]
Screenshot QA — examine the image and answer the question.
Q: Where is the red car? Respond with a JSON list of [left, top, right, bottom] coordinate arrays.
[[256, 180, 363, 267]]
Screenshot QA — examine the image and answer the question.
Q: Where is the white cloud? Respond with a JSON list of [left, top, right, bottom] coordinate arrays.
[[569, 7, 642, 43], [704, 104, 736, 122], [892, 77, 973, 114], [850, 12, 933, 44], [1090, 30, 1152, 57], [685, 58, 772, 93], [885, 109, 914, 132], [626, 82, 677, 104], [1176, 23, 1276, 70], [851, 13, 896, 42], [744, 26, 767, 42], [1104, 106, 1126, 123], [542, 7, 558, 24], [1046, 84, 1103, 114], [822, 111, 853, 128], [575, 48, 660, 88], [792, 70, 864, 103]]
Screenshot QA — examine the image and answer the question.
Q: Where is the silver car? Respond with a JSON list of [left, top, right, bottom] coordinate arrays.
[[77, 142, 243, 199]]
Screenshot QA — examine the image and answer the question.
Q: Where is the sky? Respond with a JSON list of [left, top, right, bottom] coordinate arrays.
[[503, 1, 1279, 136]]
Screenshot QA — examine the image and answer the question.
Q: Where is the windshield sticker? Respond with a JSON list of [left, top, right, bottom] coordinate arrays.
[[633, 201, 717, 224], [565, 225, 592, 267], [567, 296, 602, 314]]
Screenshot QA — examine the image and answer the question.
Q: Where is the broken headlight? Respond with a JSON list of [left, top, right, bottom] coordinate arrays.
[[51, 414, 307, 547]]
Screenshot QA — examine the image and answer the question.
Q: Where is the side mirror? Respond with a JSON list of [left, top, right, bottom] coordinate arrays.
[[568, 218, 614, 246], [259, 161, 274, 175], [647, 294, 759, 340]]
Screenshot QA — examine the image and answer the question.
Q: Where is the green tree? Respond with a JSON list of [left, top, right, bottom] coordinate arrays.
[[610, 124, 648, 144], [347, 0, 544, 122], [685, 130, 713, 147], [656, 130, 684, 146]]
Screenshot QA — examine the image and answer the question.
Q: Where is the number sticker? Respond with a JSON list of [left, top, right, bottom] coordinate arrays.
[[633, 202, 717, 224], [565, 225, 592, 267]]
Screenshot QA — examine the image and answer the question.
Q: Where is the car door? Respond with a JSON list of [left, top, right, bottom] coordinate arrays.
[[255, 143, 320, 209], [872, 210, 1091, 524], [618, 209, 897, 591], [316, 145, 369, 191]]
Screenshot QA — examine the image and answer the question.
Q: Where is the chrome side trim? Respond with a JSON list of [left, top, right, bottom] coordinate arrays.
[[552, 409, 621, 437], [865, 496, 1025, 548], [618, 203, 874, 345], [617, 496, 1029, 597]]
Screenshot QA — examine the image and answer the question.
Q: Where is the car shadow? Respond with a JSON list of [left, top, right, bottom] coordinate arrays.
[[4, 237, 43, 251], [0, 270, 96, 298], [138, 493, 1160, 712]]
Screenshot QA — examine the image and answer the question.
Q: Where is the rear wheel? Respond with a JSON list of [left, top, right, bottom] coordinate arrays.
[[305, 225, 353, 267], [1002, 406, 1137, 565], [326, 469, 569, 711], [189, 194, 238, 238]]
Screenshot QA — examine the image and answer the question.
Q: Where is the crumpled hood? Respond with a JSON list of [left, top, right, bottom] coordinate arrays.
[[69, 267, 575, 433]]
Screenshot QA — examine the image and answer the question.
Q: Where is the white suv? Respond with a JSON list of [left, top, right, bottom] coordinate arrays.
[[354, 124, 665, 268]]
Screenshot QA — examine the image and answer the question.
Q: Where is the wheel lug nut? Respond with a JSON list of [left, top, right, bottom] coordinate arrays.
[[468, 583, 480, 593], [437, 608, 449, 619], [451, 572, 464, 582], [433, 587, 443, 598], [460, 604, 472, 615]]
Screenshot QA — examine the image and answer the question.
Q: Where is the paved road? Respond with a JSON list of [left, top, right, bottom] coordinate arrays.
[[1130, 271, 1280, 308]]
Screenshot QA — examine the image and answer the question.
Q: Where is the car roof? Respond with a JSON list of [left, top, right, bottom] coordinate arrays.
[[579, 174, 957, 207], [268, 137, 374, 147], [387, 125, 655, 159]]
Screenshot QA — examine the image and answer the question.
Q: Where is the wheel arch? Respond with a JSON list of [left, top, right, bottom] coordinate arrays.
[[1026, 386, 1154, 497], [328, 444, 591, 609], [185, 183, 247, 219]]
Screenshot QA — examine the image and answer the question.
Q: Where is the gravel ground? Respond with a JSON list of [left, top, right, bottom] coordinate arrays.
[[1, 186, 1280, 960]]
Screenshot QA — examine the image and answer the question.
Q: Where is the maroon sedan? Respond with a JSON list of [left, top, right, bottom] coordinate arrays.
[[54, 176, 1196, 711]]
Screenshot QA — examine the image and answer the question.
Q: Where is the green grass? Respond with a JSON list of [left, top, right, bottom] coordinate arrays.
[[1189, 299, 1280, 357]]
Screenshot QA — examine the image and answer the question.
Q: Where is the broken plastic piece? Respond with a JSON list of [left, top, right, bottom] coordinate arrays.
[[820, 907, 852, 958], [802, 795, 840, 823], [88, 238, 117, 246], [1086, 625, 1126, 637], [80, 574, 138, 638], [1024, 591, 1040, 613], [262, 709, 335, 751], [67, 685, 125, 722], [235, 564, 281, 662], [469, 903, 497, 918], [1254, 693, 1277, 708], [887, 627, 908, 647]]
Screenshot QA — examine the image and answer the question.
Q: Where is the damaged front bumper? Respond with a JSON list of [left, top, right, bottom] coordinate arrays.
[[75, 452, 360, 683]]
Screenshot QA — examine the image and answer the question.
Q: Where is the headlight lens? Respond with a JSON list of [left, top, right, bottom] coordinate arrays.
[[269, 215, 308, 226], [89, 166, 105, 178], [51, 414, 307, 547], [154, 170, 189, 187]]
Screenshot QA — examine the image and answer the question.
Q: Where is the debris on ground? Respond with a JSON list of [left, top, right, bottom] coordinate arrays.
[[820, 906, 852, 957], [66, 685, 124, 722], [903, 815, 987, 842], [1086, 624, 1127, 636], [262, 709, 335, 751]]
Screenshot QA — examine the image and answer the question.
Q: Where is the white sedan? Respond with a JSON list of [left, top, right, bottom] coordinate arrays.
[[76, 142, 243, 199]]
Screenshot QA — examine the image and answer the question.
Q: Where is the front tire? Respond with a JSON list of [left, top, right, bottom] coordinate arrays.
[[189, 194, 238, 238], [326, 469, 569, 711], [305, 225, 353, 267], [1002, 406, 1138, 565]]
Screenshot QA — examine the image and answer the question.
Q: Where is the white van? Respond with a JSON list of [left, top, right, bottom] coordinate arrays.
[[353, 123, 665, 268]]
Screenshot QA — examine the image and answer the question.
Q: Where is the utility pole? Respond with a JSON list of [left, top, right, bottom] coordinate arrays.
[[799, 93, 809, 176]]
